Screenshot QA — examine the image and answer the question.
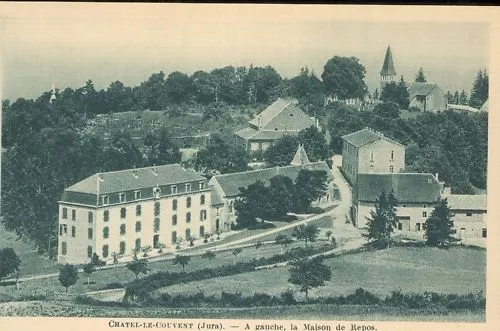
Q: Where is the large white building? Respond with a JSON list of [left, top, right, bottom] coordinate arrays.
[[58, 164, 212, 264]]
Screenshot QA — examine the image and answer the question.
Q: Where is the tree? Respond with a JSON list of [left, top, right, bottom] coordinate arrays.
[[263, 135, 300, 167], [289, 67, 326, 112], [373, 101, 400, 119], [164, 71, 193, 104], [298, 126, 329, 162], [288, 256, 332, 299], [201, 250, 216, 261], [425, 198, 457, 247], [194, 133, 248, 174], [469, 69, 488, 108], [234, 181, 273, 228], [83, 263, 96, 285], [379, 76, 409, 110], [173, 255, 190, 271], [321, 56, 367, 100], [275, 234, 293, 254], [363, 191, 398, 248], [415, 67, 427, 82], [459, 90, 468, 106], [268, 175, 296, 218], [126, 259, 150, 279], [58, 264, 78, 293], [144, 127, 181, 166], [291, 224, 320, 247], [0, 248, 21, 281], [293, 169, 328, 213]]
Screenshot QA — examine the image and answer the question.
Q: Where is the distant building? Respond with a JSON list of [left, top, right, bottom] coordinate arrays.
[[234, 98, 317, 156], [58, 164, 211, 264], [341, 128, 405, 186], [379, 46, 397, 92], [408, 82, 447, 112], [446, 194, 487, 245], [447, 104, 480, 113], [354, 173, 443, 230], [209, 149, 335, 230]]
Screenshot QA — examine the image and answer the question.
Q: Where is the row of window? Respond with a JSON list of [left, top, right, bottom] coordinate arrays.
[[62, 209, 94, 223], [102, 183, 206, 205], [369, 150, 395, 162], [61, 226, 207, 258]]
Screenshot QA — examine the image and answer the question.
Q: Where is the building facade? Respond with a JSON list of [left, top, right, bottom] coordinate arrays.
[[447, 194, 487, 246], [234, 98, 317, 156], [408, 82, 447, 112], [209, 157, 336, 229], [341, 128, 405, 186], [58, 164, 212, 264]]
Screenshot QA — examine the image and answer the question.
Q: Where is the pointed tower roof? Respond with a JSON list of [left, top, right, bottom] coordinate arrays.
[[290, 144, 311, 166], [380, 46, 396, 76]]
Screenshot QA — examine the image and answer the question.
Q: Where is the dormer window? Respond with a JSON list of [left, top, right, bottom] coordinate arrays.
[[102, 195, 109, 205], [289, 113, 294, 117], [153, 186, 161, 199], [185, 183, 191, 192], [134, 190, 141, 200], [119, 193, 126, 203], [199, 182, 205, 190], [171, 185, 177, 194]]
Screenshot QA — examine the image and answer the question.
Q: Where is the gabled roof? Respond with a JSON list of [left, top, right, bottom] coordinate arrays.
[[234, 127, 259, 140], [290, 144, 311, 166], [408, 82, 438, 98], [212, 161, 332, 198], [380, 46, 396, 76], [447, 194, 487, 211], [341, 128, 405, 148], [65, 164, 204, 195], [249, 98, 304, 128], [357, 173, 441, 203]]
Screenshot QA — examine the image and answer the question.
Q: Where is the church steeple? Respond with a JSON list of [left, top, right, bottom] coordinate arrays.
[[380, 46, 397, 91]]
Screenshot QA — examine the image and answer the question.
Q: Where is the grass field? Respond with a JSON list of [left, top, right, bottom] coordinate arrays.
[[0, 225, 59, 276], [157, 246, 486, 299]]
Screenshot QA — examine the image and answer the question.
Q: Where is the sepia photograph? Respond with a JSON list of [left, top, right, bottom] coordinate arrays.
[[0, 3, 497, 330]]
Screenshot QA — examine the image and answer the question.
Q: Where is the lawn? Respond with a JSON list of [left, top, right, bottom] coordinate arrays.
[[156, 246, 486, 299], [0, 224, 59, 276]]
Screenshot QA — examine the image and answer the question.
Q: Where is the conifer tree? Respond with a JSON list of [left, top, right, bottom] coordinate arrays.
[[425, 199, 457, 247], [415, 67, 427, 82], [469, 69, 488, 108], [364, 190, 398, 248]]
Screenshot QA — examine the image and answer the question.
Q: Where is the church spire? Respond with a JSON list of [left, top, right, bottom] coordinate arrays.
[[50, 83, 57, 103], [380, 46, 397, 92]]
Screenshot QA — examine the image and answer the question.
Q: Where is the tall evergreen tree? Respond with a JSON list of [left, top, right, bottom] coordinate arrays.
[[364, 190, 398, 248], [459, 90, 468, 106], [425, 198, 457, 247], [415, 67, 427, 82], [469, 69, 488, 108]]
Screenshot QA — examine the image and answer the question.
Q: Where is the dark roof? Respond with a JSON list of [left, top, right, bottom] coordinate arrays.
[[341, 128, 404, 148], [380, 46, 396, 76], [65, 164, 204, 195], [408, 82, 438, 98], [212, 161, 332, 198], [357, 173, 441, 203]]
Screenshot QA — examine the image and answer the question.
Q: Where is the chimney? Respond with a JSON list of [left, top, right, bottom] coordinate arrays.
[[97, 173, 104, 182], [257, 116, 262, 129], [132, 167, 138, 178], [152, 164, 157, 176], [435, 173, 439, 182]]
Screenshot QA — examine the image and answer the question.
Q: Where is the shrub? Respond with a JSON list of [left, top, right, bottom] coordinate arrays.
[[345, 288, 381, 305]]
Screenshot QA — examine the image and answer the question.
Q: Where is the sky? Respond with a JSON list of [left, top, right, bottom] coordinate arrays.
[[0, 4, 490, 101]]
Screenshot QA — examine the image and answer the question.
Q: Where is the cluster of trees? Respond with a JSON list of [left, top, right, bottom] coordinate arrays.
[[365, 191, 458, 248], [263, 126, 329, 167], [325, 102, 487, 194], [0, 248, 21, 281], [1, 95, 183, 253], [446, 70, 488, 108], [234, 169, 328, 228], [379, 77, 410, 110]]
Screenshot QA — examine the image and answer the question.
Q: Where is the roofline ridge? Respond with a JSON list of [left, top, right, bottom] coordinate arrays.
[[214, 161, 327, 179], [93, 163, 182, 176]]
